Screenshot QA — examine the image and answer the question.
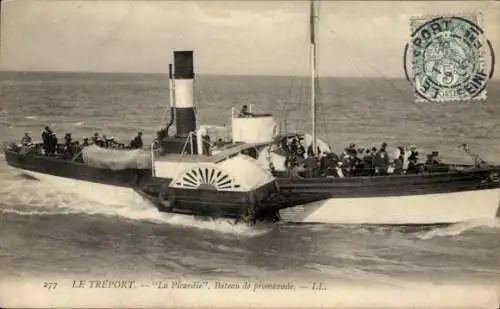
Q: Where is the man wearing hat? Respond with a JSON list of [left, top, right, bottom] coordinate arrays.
[[374, 142, 389, 175], [130, 131, 143, 149], [238, 105, 254, 118], [82, 137, 89, 147], [41, 126, 52, 155], [21, 132, 33, 146], [334, 161, 346, 178]]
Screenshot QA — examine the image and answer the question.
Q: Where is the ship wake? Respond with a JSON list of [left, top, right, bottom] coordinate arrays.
[[0, 170, 269, 237], [414, 218, 500, 240]]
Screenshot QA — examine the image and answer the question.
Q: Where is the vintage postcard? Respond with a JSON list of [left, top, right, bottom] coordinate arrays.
[[0, 0, 499, 308]]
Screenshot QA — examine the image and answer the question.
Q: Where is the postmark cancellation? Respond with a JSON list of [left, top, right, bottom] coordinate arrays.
[[408, 13, 493, 103]]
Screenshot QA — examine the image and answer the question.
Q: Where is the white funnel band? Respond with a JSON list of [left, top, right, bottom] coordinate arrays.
[[174, 79, 194, 108]]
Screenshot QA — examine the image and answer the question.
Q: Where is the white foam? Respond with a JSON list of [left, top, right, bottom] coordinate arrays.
[[0, 208, 79, 217], [415, 218, 500, 240], [0, 168, 268, 237]]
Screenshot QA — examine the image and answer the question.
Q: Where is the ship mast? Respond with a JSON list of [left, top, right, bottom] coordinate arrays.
[[309, 0, 318, 155]]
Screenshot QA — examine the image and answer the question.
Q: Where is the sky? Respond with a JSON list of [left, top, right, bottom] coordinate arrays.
[[0, 0, 498, 77]]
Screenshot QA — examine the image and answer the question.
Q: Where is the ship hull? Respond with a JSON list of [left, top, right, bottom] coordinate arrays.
[[276, 168, 500, 224], [5, 149, 500, 225], [15, 169, 147, 206], [279, 188, 500, 224], [4, 150, 281, 222]]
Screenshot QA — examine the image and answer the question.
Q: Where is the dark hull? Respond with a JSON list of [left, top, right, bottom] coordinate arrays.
[[5, 150, 500, 222], [277, 169, 500, 197], [5, 149, 154, 188], [4, 150, 288, 221]]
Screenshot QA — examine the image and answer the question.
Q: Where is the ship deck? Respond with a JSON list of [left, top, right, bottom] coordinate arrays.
[[156, 142, 269, 163]]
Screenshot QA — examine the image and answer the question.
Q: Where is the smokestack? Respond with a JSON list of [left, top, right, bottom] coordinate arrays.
[[173, 51, 196, 138]]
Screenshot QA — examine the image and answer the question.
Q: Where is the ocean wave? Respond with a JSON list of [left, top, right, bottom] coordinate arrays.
[[0, 207, 79, 217], [0, 170, 268, 237], [332, 252, 417, 268], [415, 218, 500, 240], [197, 241, 249, 254], [308, 262, 407, 286]]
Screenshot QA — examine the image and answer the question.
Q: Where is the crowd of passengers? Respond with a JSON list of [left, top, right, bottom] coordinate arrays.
[[237, 105, 446, 177], [17, 126, 447, 177], [18, 127, 144, 161], [280, 138, 447, 178]]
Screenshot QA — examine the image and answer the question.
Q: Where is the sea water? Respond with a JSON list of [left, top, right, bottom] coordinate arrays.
[[0, 72, 499, 308]]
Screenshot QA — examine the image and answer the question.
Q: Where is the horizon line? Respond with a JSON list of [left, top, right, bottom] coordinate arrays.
[[0, 69, 414, 79], [1, 69, 498, 80]]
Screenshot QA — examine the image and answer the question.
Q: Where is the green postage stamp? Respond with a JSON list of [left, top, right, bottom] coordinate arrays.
[[409, 14, 491, 103]]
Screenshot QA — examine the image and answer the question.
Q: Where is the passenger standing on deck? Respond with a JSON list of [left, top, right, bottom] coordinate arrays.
[[238, 105, 254, 117], [340, 148, 351, 169], [82, 137, 90, 147], [280, 138, 289, 154], [334, 161, 346, 178], [393, 146, 404, 175], [290, 138, 298, 156], [64, 133, 72, 147], [347, 143, 357, 156], [202, 131, 211, 155], [319, 152, 328, 175], [285, 153, 298, 176], [374, 142, 389, 175], [297, 141, 305, 159], [130, 132, 143, 149], [361, 149, 372, 175], [102, 135, 108, 148], [303, 154, 318, 177], [307, 144, 314, 158], [394, 146, 401, 161], [431, 151, 441, 164], [96, 136, 105, 147], [41, 126, 52, 155], [64, 133, 73, 158], [49, 131, 58, 155], [21, 132, 32, 146], [351, 149, 362, 176], [407, 146, 419, 174], [402, 146, 411, 172], [91, 132, 99, 145]]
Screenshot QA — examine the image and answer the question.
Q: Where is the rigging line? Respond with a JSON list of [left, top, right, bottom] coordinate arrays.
[[281, 24, 309, 119], [280, 13, 295, 117], [321, 23, 471, 148], [315, 79, 338, 147], [282, 14, 311, 133], [280, 56, 302, 132], [281, 3, 311, 121]]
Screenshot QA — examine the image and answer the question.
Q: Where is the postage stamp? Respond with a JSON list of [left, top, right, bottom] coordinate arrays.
[[409, 14, 491, 103]]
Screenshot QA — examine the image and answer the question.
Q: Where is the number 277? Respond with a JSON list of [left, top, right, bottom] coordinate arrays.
[[43, 282, 58, 290]]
